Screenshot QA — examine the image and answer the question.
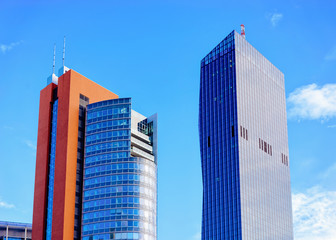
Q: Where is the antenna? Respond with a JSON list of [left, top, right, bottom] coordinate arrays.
[[62, 36, 66, 68], [53, 44, 56, 74], [241, 24, 246, 39]]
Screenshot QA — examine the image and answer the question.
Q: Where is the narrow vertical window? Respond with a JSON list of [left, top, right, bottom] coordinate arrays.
[[281, 153, 283, 163], [261, 140, 263, 150], [246, 129, 248, 140], [243, 127, 245, 139], [259, 138, 261, 148], [264, 142, 267, 153], [240, 126, 242, 137], [270, 146, 272, 156], [232, 126, 234, 137], [208, 136, 210, 147]]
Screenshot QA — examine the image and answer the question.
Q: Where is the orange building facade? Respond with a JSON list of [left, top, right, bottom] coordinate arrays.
[[32, 70, 118, 240]]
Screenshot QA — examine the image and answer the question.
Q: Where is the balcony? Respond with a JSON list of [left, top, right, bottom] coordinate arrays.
[[131, 146, 155, 162], [131, 129, 150, 144]]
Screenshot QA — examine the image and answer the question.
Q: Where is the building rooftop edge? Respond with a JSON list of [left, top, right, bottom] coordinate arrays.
[[201, 29, 284, 76], [201, 30, 235, 62], [44, 69, 119, 98], [0, 221, 32, 227]]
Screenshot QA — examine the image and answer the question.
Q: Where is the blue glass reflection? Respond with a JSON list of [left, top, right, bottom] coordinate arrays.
[[46, 99, 58, 240], [82, 98, 156, 240], [199, 31, 242, 240]]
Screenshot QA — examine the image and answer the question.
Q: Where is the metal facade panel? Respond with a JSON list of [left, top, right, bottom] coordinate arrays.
[[235, 32, 293, 240]]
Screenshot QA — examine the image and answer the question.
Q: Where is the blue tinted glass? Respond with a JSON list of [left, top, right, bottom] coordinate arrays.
[[82, 98, 157, 240], [199, 32, 242, 240], [46, 99, 58, 240]]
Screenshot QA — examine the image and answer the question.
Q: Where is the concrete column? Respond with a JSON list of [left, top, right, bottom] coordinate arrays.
[[6, 225, 8, 240], [25, 227, 27, 240]]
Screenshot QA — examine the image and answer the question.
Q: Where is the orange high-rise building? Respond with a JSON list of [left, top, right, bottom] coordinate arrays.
[[32, 69, 118, 240], [32, 67, 158, 240]]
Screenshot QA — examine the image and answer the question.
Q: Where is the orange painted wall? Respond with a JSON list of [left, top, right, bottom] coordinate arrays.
[[32, 83, 57, 240], [52, 70, 118, 240]]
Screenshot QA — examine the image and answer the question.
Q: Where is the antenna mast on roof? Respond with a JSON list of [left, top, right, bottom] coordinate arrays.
[[52, 44, 56, 74], [62, 36, 66, 68], [241, 24, 246, 39]]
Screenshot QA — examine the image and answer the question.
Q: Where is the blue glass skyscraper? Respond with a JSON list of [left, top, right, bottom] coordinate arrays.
[[82, 98, 157, 240], [199, 30, 293, 239]]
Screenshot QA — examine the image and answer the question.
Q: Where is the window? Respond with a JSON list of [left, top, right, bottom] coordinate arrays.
[[208, 136, 210, 147], [281, 153, 289, 166], [259, 138, 272, 156], [240, 126, 248, 141]]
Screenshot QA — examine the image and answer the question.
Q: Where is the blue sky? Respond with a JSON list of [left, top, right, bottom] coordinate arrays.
[[1, 0, 336, 239]]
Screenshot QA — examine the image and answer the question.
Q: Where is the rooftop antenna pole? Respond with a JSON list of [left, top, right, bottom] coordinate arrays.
[[62, 36, 66, 68], [241, 24, 246, 39], [53, 44, 56, 74]]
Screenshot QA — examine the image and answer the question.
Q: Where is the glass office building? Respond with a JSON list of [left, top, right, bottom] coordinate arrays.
[[199, 30, 293, 240], [33, 69, 157, 240], [82, 98, 157, 240]]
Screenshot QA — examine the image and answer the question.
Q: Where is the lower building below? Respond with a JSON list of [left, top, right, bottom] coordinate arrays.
[[0, 221, 32, 240]]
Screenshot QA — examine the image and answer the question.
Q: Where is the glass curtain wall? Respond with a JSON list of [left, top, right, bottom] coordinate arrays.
[[199, 31, 242, 240], [46, 99, 58, 240], [82, 98, 157, 240]]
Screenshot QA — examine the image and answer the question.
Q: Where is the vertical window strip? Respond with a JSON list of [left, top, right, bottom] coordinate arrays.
[[46, 99, 58, 240], [259, 138, 261, 149]]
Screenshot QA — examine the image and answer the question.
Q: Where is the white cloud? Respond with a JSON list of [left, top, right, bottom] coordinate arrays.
[[293, 187, 336, 240], [193, 231, 201, 240], [287, 83, 336, 120], [318, 163, 336, 190], [0, 41, 22, 54], [327, 125, 336, 128], [270, 13, 283, 27], [320, 163, 336, 179], [325, 46, 336, 61], [0, 199, 15, 209], [24, 140, 37, 150]]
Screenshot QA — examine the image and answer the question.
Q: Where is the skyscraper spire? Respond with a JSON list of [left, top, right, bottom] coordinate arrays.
[[53, 44, 56, 74], [48, 43, 59, 85], [62, 36, 66, 68]]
